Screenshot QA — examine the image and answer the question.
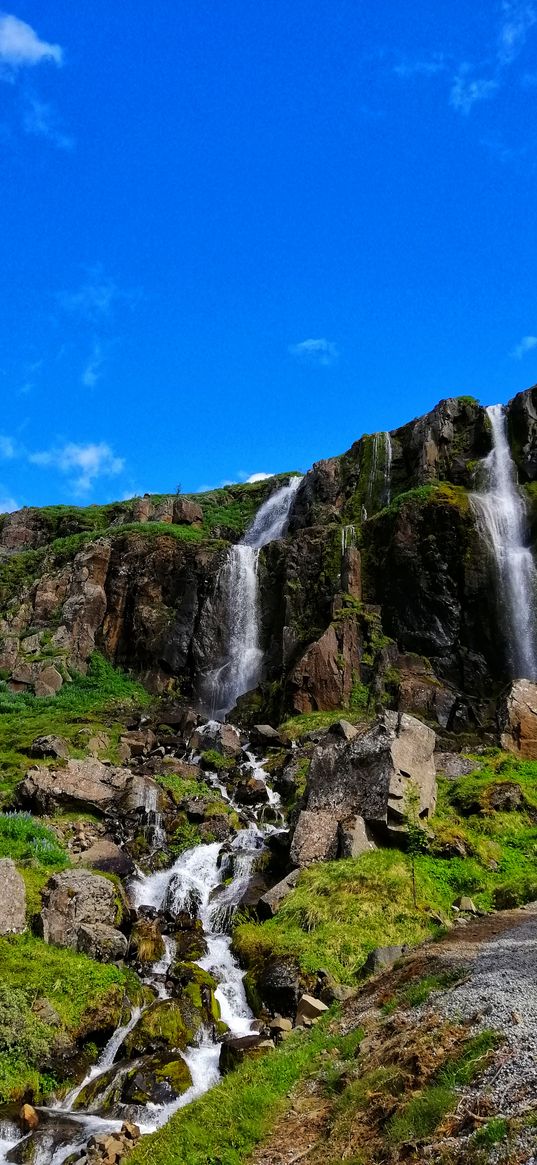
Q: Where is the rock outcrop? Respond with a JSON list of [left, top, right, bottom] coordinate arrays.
[[500, 679, 537, 759], [17, 758, 159, 817], [39, 869, 127, 961]]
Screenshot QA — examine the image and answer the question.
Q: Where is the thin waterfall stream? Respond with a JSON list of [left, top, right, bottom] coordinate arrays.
[[471, 403, 537, 679]]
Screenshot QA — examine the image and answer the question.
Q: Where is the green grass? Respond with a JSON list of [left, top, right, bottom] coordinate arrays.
[[279, 709, 367, 740], [472, 1117, 509, 1147], [0, 810, 68, 867], [0, 652, 151, 805], [129, 1010, 359, 1165], [0, 933, 139, 1102]]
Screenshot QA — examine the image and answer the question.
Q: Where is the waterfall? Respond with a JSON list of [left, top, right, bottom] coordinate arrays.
[[341, 525, 356, 554], [366, 432, 392, 514], [471, 403, 537, 680], [203, 476, 303, 718]]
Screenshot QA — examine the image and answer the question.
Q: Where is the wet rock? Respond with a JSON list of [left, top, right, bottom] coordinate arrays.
[[500, 679, 537, 759], [234, 777, 269, 805], [39, 869, 125, 960], [258, 869, 300, 918], [28, 734, 69, 760], [290, 809, 339, 867], [130, 917, 166, 964], [0, 859, 26, 934], [295, 993, 329, 1025], [250, 724, 285, 747], [120, 1052, 193, 1105], [258, 958, 301, 1015], [190, 721, 242, 758]]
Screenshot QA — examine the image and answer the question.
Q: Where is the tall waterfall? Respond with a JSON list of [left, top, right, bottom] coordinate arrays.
[[471, 404, 537, 680], [367, 431, 392, 512], [204, 476, 302, 717]]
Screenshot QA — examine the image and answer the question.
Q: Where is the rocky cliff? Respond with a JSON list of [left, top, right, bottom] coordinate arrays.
[[3, 387, 537, 736]]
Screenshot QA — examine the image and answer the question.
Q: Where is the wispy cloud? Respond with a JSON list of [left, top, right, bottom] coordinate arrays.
[[0, 13, 62, 74], [512, 334, 537, 358], [58, 266, 140, 323], [245, 472, 274, 483], [289, 338, 339, 366], [393, 54, 447, 79], [81, 340, 105, 389], [450, 70, 499, 114], [0, 487, 18, 513], [23, 92, 73, 150], [29, 441, 125, 495], [498, 0, 537, 64], [0, 434, 16, 459]]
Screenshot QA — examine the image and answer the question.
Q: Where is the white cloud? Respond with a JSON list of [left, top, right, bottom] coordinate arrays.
[[245, 472, 274, 483], [498, 1, 537, 64], [0, 13, 62, 72], [58, 267, 139, 323], [29, 441, 125, 494], [81, 341, 105, 389], [23, 93, 73, 149], [450, 70, 499, 114], [0, 434, 16, 459], [0, 488, 18, 513], [288, 338, 339, 366], [512, 334, 537, 358]]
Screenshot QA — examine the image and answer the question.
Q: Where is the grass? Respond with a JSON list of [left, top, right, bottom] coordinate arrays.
[[0, 810, 68, 867], [279, 709, 368, 740], [0, 652, 151, 806], [129, 1010, 357, 1165], [0, 932, 139, 1102]]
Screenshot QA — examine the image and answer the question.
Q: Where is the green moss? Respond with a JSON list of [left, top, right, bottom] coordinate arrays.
[[200, 749, 236, 772]]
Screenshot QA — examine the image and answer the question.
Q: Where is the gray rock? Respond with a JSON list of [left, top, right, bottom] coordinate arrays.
[[34, 665, 63, 697], [39, 869, 125, 960], [338, 814, 377, 858], [77, 922, 128, 962], [76, 839, 134, 878], [362, 945, 404, 975], [251, 724, 284, 746], [434, 751, 476, 778], [290, 809, 339, 867], [258, 869, 300, 917], [331, 719, 359, 741], [17, 758, 157, 817], [306, 712, 436, 833], [190, 721, 242, 758], [29, 734, 69, 760], [0, 859, 26, 934]]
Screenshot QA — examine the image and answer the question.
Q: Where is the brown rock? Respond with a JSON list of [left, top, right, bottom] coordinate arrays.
[[289, 619, 361, 714], [501, 679, 537, 759], [19, 1103, 39, 1131], [290, 809, 339, 867], [0, 859, 26, 934], [172, 498, 203, 526]]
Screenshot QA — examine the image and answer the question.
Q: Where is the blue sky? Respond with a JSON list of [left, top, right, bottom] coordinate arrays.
[[1, 1, 537, 509]]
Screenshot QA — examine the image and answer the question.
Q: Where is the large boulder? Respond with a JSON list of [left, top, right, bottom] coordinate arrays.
[[190, 721, 242, 758], [17, 758, 158, 817], [39, 869, 126, 961], [500, 679, 537, 759], [0, 859, 26, 934], [172, 498, 203, 526], [292, 712, 436, 859]]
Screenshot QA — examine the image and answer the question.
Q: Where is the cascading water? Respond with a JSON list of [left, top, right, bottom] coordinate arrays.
[[203, 476, 303, 718], [470, 403, 537, 679], [366, 432, 392, 514]]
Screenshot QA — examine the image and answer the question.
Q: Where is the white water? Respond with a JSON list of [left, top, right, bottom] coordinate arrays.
[[471, 403, 537, 679], [367, 432, 392, 513], [341, 525, 356, 554], [204, 476, 303, 718]]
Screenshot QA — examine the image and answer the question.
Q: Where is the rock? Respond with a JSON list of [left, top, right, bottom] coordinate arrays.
[[28, 734, 69, 760], [39, 869, 124, 959], [120, 1053, 193, 1106], [362, 945, 404, 975], [258, 958, 301, 1015], [304, 712, 436, 838], [77, 923, 128, 962], [234, 777, 269, 805], [17, 758, 157, 817], [338, 814, 376, 858], [500, 679, 537, 759], [34, 665, 63, 697], [120, 1123, 140, 1142], [269, 1016, 293, 1033], [77, 839, 134, 878], [251, 724, 284, 746], [172, 498, 203, 526], [19, 1104, 38, 1131], [219, 1033, 274, 1073], [289, 620, 361, 714], [118, 729, 157, 757], [295, 993, 329, 1025], [455, 896, 478, 914], [258, 869, 300, 918], [290, 809, 339, 867], [434, 751, 476, 778], [331, 719, 359, 741], [487, 781, 524, 812], [190, 721, 242, 758], [0, 859, 26, 934]]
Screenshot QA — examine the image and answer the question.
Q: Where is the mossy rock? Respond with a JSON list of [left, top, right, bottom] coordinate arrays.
[[168, 961, 223, 1025], [123, 998, 198, 1055], [123, 1052, 193, 1105]]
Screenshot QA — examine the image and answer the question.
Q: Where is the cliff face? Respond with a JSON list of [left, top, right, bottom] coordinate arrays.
[[2, 387, 537, 731]]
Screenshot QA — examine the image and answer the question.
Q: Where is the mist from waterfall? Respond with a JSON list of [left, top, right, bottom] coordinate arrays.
[[471, 403, 537, 680], [204, 476, 302, 717]]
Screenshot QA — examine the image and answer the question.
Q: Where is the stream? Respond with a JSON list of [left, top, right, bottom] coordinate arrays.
[[1, 744, 284, 1164]]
